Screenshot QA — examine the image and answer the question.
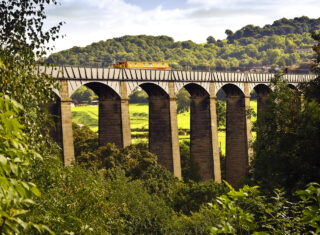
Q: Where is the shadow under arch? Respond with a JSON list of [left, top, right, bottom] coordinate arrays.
[[182, 83, 220, 182], [137, 82, 181, 176], [287, 84, 298, 90], [46, 92, 63, 149], [220, 83, 250, 187], [253, 84, 272, 123], [75, 82, 128, 148]]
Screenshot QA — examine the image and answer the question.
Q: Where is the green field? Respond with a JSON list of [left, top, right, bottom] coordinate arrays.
[[72, 100, 257, 156]]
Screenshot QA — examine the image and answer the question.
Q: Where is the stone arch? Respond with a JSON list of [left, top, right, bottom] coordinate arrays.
[[133, 82, 181, 177], [181, 83, 220, 181], [221, 83, 250, 186], [52, 88, 61, 98], [84, 82, 120, 100], [253, 84, 271, 125], [221, 83, 245, 97], [68, 81, 121, 98], [215, 82, 245, 96], [253, 84, 271, 95], [184, 83, 210, 97], [71, 82, 127, 148], [175, 82, 210, 96], [287, 83, 298, 90], [127, 81, 169, 97], [139, 82, 169, 98]]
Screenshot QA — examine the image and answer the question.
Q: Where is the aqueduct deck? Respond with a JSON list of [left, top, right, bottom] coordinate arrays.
[[43, 66, 314, 186]]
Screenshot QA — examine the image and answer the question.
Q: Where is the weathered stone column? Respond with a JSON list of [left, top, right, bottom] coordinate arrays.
[[98, 82, 131, 148], [188, 83, 220, 182], [225, 85, 248, 186], [209, 83, 222, 183], [120, 82, 132, 147], [169, 83, 182, 179], [148, 83, 181, 178], [60, 80, 75, 166]]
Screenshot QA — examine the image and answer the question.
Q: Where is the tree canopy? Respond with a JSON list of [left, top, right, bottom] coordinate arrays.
[[47, 17, 318, 72]]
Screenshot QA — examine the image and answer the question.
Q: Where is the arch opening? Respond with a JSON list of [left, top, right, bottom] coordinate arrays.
[[129, 82, 178, 174], [70, 82, 124, 159], [287, 84, 298, 90], [220, 83, 249, 186], [178, 83, 217, 181], [128, 87, 149, 147], [253, 84, 271, 130]]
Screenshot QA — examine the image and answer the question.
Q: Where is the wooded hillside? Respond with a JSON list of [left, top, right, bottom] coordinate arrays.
[[47, 16, 319, 71]]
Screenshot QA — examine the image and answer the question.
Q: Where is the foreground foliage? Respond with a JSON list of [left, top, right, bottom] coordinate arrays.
[[252, 32, 320, 195], [0, 0, 61, 152], [0, 94, 51, 234]]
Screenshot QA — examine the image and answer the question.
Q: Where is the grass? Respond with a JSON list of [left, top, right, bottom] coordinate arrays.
[[71, 100, 257, 156]]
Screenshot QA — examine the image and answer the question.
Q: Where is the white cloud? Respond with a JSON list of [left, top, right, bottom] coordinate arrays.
[[45, 0, 320, 53]]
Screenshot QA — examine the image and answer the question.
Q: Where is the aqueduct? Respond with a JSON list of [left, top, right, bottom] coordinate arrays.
[[41, 66, 314, 186]]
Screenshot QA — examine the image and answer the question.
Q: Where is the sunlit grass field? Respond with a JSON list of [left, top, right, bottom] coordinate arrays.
[[72, 100, 257, 156]]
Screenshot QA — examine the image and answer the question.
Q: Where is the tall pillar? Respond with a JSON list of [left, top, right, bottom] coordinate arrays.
[[210, 83, 222, 183], [60, 80, 75, 166], [225, 85, 250, 186], [169, 83, 182, 179], [148, 83, 181, 178], [120, 82, 132, 147], [189, 84, 220, 181], [98, 82, 131, 147]]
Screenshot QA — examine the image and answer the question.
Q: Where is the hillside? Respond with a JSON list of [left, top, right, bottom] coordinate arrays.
[[224, 16, 320, 42], [47, 16, 319, 72]]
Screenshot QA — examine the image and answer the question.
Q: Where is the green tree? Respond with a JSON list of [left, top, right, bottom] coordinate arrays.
[[129, 89, 148, 103], [73, 123, 98, 158], [216, 100, 226, 128], [252, 72, 320, 194], [300, 31, 320, 102], [207, 36, 216, 44], [0, 0, 62, 151], [177, 88, 190, 113], [0, 94, 52, 234], [0, 1, 63, 233], [71, 86, 97, 104]]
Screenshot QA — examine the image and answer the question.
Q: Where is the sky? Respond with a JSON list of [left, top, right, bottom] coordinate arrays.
[[45, 0, 320, 53]]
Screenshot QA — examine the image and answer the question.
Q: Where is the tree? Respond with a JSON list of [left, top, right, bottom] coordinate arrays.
[[0, 94, 53, 233], [129, 89, 148, 104], [0, 0, 62, 150], [300, 31, 320, 102], [216, 100, 226, 127], [207, 36, 216, 44], [177, 88, 190, 113], [0, 1, 62, 233], [71, 86, 97, 104], [252, 72, 320, 194], [73, 123, 98, 158]]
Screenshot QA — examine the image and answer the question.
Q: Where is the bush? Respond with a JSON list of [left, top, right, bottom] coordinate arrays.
[[29, 156, 175, 234], [0, 94, 51, 234]]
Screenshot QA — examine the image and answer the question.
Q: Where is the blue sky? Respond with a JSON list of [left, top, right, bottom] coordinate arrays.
[[46, 0, 320, 53]]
